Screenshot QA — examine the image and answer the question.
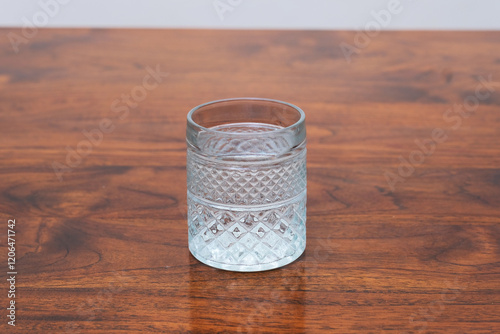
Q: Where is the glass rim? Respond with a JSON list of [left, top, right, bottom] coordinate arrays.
[[187, 97, 306, 136]]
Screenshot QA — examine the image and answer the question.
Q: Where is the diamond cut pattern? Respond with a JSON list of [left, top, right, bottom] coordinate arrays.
[[187, 138, 306, 268], [188, 194, 306, 266], [187, 148, 306, 205]]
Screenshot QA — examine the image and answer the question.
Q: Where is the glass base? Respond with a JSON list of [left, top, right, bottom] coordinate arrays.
[[190, 243, 305, 272]]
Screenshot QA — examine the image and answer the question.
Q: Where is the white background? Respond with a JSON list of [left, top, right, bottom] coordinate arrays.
[[0, 0, 499, 30]]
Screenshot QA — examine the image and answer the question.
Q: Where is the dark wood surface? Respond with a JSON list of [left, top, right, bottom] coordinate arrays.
[[0, 29, 499, 333]]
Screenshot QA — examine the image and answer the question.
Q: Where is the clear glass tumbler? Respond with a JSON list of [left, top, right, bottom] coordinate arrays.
[[186, 98, 306, 271]]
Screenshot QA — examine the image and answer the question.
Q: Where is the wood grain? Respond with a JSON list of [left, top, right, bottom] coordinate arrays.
[[0, 28, 499, 333]]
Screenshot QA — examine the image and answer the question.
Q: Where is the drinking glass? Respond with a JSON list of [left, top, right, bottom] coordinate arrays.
[[186, 98, 306, 271]]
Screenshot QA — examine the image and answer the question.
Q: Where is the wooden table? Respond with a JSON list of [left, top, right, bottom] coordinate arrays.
[[1, 29, 499, 333]]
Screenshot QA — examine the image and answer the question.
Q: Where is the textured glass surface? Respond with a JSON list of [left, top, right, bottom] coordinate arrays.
[[186, 99, 306, 272]]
